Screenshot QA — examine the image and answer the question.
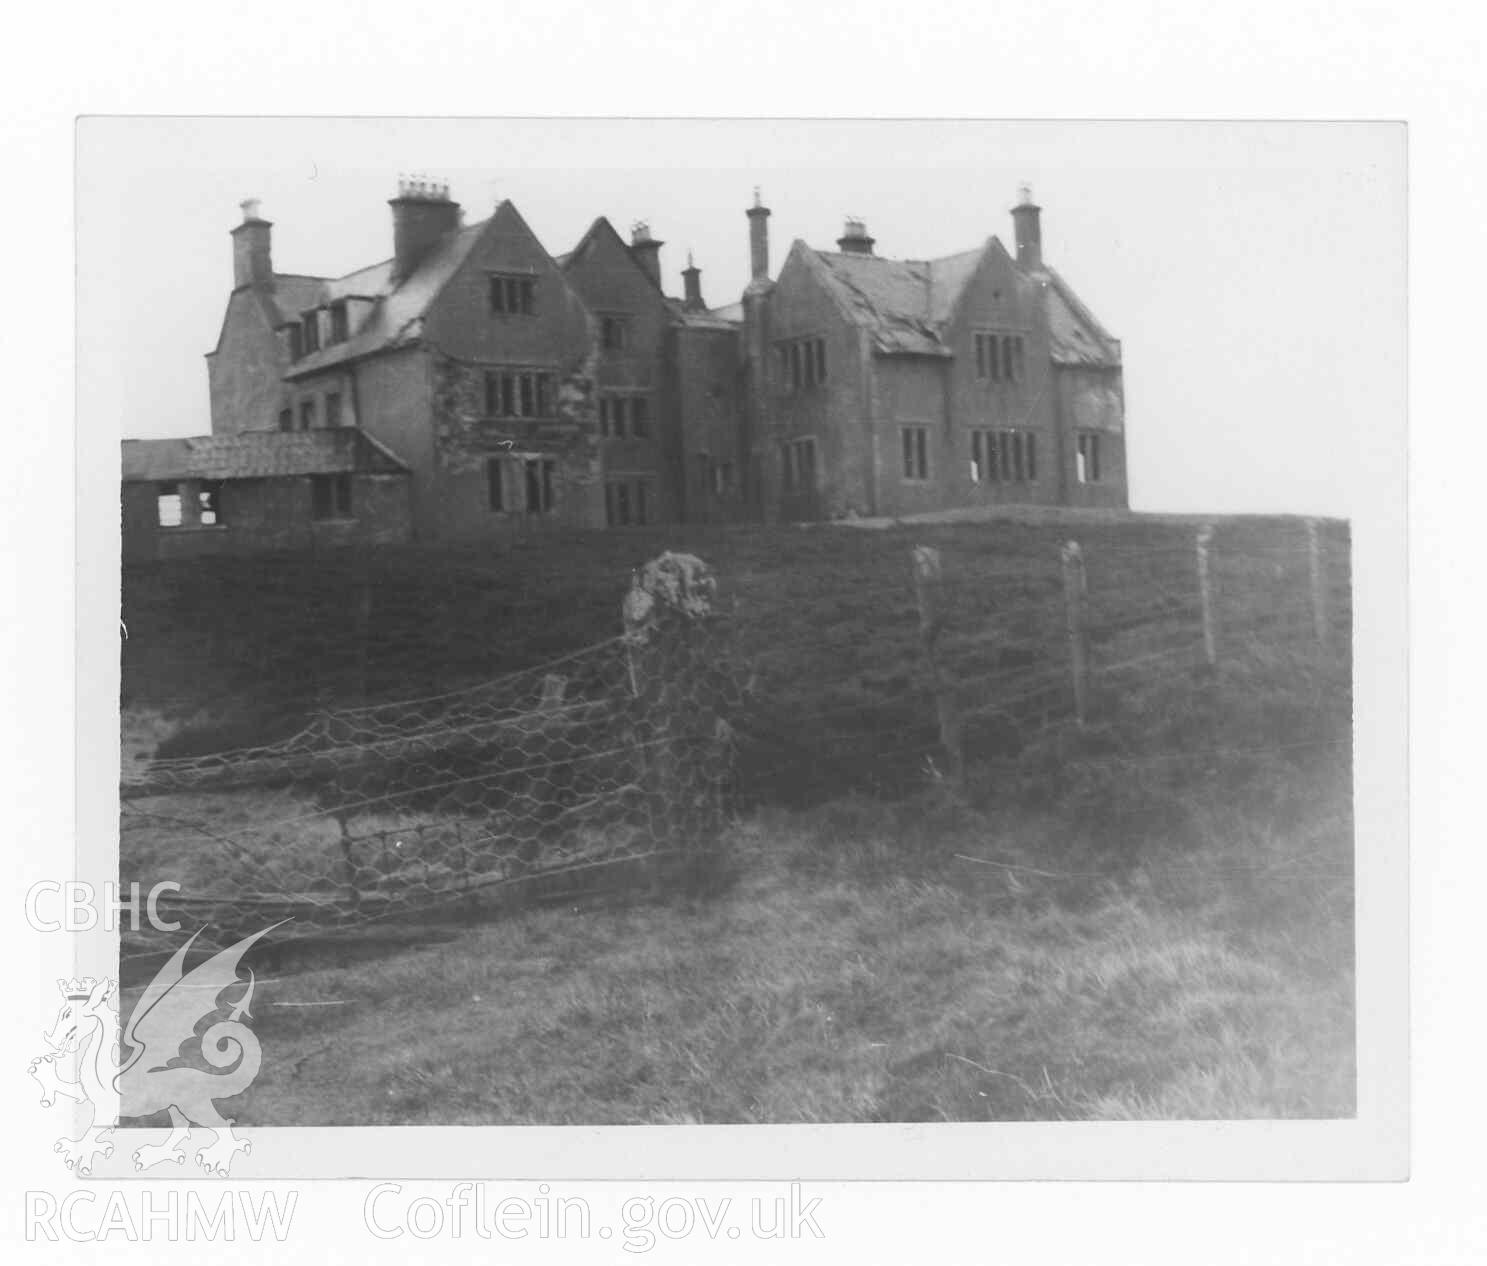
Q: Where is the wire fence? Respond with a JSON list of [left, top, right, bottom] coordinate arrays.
[[119, 518, 1351, 970], [121, 554, 744, 968]]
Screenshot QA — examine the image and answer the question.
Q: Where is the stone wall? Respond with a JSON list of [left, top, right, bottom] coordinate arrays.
[[121, 473, 413, 562]]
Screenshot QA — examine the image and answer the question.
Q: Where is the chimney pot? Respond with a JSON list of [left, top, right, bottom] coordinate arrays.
[[682, 251, 705, 311], [1011, 183, 1043, 270], [230, 197, 273, 287], [629, 220, 664, 287], [389, 176, 461, 282], [836, 217, 876, 255], [746, 188, 772, 281]]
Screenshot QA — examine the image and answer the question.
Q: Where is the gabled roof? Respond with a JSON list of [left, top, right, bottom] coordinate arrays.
[[122, 428, 409, 483], [795, 235, 1120, 366], [1044, 267, 1121, 368], [560, 216, 669, 301], [283, 217, 489, 378], [807, 249, 950, 357]]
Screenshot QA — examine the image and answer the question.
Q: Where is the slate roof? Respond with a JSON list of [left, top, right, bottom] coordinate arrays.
[[122, 428, 410, 483], [1044, 268, 1121, 368], [926, 248, 983, 325], [280, 218, 489, 378], [265, 274, 331, 325], [668, 298, 741, 331], [801, 238, 1120, 366]]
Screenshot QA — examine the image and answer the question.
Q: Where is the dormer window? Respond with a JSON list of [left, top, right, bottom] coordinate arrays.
[[285, 325, 303, 360], [489, 274, 536, 316], [301, 310, 321, 355], [329, 301, 349, 344]]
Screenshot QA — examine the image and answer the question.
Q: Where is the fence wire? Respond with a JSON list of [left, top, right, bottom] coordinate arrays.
[[122, 609, 742, 964], [120, 519, 1351, 969]]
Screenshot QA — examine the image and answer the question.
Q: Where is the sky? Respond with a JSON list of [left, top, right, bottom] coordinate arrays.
[[77, 118, 1403, 517]]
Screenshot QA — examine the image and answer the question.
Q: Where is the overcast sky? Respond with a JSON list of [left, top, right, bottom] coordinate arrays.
[[78, 118, 1402, 517]]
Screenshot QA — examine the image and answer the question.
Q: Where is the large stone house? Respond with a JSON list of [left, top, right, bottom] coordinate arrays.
[[738, 187, 1128, 522], [121, 179, 1125, 558]]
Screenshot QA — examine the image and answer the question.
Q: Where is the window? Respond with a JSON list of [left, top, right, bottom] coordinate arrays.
[[155, 483, 182, 528], [278, 408, 293, 432], [781, 437, 816, 491], [600, 315, 632, 351], [325, 392, 343, 428], [329, 302, 349, 344], [710, 459, 734, 495], [311, 473, 352, 520], [298, 399, 316, 431], [198, 481, 225, 527], [605, 477, 652, 527], [484, 371, 557, 420], [598, 394, 652, 440], [488, 274, 536, 316], [488, 459, 507, 511], [901, 426, 930, 480], [971, 429, 1039, 484], [524, 458, 556, 514], [775, 337, 827, 393], [1077, 432, 1103, 484], [301, 311, 320, 354], [974, 332, 1026, 384], [286, 325, 303, 360]]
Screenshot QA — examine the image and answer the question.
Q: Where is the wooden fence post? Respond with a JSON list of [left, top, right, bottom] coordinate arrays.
[[1061, 541, 1091, 725], [911, 545, 965, 786], [1306, 519, 1329, 648], [1196, 523, 1218, 667]]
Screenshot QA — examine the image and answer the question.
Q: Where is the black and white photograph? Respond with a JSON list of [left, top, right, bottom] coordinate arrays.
[[68, 117, 1393, 1151], [10, 2, 1482, 1244]]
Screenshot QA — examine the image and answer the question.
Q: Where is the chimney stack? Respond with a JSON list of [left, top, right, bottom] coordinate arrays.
[[681, 251, 705, 311], [746, 187, 771, 282], [1011, 183, 1043, 271], [630, 221, 664, 288], [836, 217, 876, 256], [389, 175, 461, 284], [230, 197, 273, 288]]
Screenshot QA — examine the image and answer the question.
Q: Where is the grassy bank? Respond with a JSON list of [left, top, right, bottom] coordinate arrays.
[[118, 512, 1354, 1124], [225, 777, 1351, 1124], [195, 643, 1353, 1125]]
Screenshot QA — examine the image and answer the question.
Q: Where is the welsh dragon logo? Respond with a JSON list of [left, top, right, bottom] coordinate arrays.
[[28, 923, 281, 1177]]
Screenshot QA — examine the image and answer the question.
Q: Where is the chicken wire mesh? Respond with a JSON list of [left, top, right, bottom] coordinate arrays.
[[119, 524, 1351, 968], [121, 558, 743, 965]]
